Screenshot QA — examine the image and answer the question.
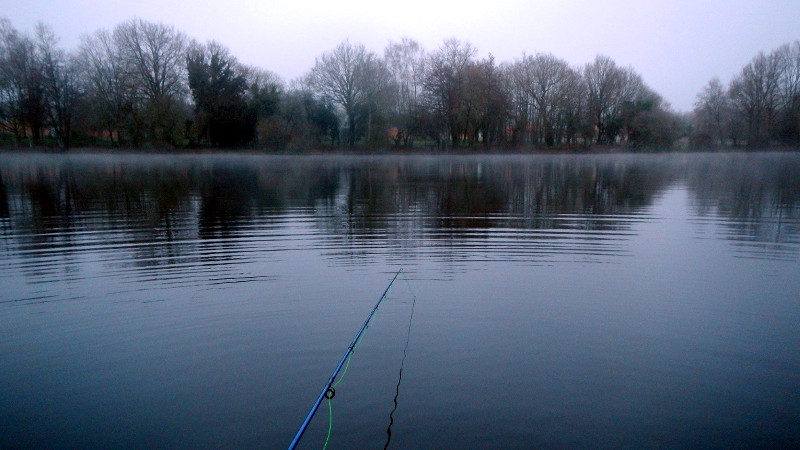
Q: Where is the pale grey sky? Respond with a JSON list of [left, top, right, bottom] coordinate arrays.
[[2, 0, 798, 111]]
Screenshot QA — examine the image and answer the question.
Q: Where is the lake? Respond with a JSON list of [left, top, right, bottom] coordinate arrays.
[[1, 152, 799, 448]]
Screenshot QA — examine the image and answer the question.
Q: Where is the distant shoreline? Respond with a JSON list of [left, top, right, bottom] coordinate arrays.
[[1, 145, 798, 156]]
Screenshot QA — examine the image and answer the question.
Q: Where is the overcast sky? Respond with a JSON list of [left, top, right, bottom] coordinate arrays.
[[2, 0, 798, 111]]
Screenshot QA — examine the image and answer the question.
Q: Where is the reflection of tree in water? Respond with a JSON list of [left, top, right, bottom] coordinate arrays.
[[15, 166, 84, 256], [2, 158, 199, 268], [0, 171, 8, 220], [198, 166, 255, 238], [488, 156, 677, 230], [198, 159, 342, 238], [4, 153, 799, 267], [2, 154, 681, 237], [430, 161, 508, 230], [26, 167, 79, 224], [315, 156, 680, 234], [686, 153, 800, 249], [304, 156, 686, 268], [251, 160, 340, 211]]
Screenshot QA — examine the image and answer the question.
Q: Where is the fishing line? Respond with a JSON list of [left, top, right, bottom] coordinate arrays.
[[288, 269, 408, 450], [323, 398, 333, 450], [384, 271, 417, 450]]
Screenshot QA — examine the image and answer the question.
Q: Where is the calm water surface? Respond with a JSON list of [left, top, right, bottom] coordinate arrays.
[[1, 152, 799, 448]]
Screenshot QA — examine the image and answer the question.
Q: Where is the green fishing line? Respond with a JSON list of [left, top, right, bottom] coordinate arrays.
[[322, 398, 332, 450]]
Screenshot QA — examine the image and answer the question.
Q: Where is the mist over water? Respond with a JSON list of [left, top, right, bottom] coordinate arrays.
[[1, 152, 799, 448]]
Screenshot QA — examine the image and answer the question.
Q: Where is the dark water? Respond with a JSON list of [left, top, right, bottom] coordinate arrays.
[[1, 152, 799, 448]]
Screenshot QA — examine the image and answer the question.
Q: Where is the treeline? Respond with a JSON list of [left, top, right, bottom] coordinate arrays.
[[693, 42, 800, 148], [0, 17, 798, 151]]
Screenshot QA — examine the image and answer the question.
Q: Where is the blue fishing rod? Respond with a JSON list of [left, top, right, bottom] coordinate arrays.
[[288, 269, 403, 450]]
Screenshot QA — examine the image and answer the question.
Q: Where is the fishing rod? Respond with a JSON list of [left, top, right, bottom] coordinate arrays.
[[288, 269, 403, 450]]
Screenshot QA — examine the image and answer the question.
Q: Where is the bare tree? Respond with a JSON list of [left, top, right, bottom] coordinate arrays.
[[584, 55, 626, 144], [555, 66, 588, 146], [729, 50, 783, 147], [422, 38, 478, 147], [529, 54, 568, 145], [115, 18, 187, 102], [584, 55, 653, 145], [310, 40, 390, 147], [114, 18, 188, 145], [272, 78, 340, 150], [78, 28, 133, 145], [0, 19, 45, 145], [775, 41, 800, 144], [35, 22, 80, 149], [360, 56, 395, 145], [458, 54, 509, 146], [0, 18, 23, 140], [384, 37, 425, 146], [502, 60, 529, 146], [516, 53, 584, 146], [693, 78, 732, 147]]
